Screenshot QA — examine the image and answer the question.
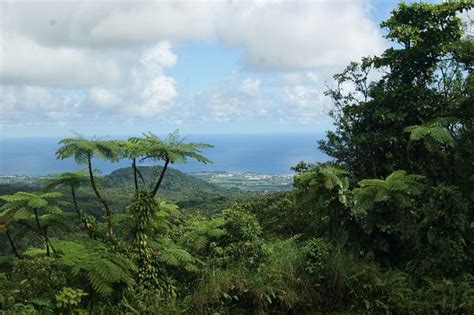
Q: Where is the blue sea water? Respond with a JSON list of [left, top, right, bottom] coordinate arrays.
[[0, 134, 329, 176]]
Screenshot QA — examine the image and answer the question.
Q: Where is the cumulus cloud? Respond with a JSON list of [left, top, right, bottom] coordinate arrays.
[[0, 32, 120, 87], [280, 84, 329, 123], [88, 88, 121, 108], [240, 78, 261, 95], [193, 74, 331, 124], [2, 42, 178, 123], [0, 0, 386, 128], [0, 85, 83, 122], [84, 42, 178, 117], [218, 0, 384, 69], [1, 0, 384, 72], [194, 82, 271, 122]]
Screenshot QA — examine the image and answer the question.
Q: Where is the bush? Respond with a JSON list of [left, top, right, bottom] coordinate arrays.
[[303, 238, 332, 283], [409, 184, 470, 277]]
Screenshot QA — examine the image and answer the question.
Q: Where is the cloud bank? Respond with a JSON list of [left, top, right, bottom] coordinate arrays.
[[0, 0, 386, 130]]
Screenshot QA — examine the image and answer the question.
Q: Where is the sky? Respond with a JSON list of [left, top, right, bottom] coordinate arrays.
[[0, 0, 441, 138]]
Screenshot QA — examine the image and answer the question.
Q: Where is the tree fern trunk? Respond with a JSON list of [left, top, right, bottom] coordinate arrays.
[[71, 186, 89, 231], [34, 208, 49, 256], [137, 168, 146, 185], [152, 158, 170, 197], [6, 229, 21, 259], [87, 155, 113, 237], [132, 158, 139, 190], [44, 226, 56, 254]]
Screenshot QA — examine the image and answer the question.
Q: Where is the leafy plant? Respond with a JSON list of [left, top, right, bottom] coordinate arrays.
[[0, 191, 67, 256], [55, 241, 137, 296], [55, 287, 88, 312]]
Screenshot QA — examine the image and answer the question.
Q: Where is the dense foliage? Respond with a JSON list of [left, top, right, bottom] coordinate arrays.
[[0, 3, 473, 314]]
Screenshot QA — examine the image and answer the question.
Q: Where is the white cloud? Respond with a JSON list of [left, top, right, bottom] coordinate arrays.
[[280, 84, 329, 122], [193, 74, 332, 124], [2, 42, 178, 122], [281, 72, 319, 86], [135, 75, 177, 116], [276, 70, 334, 123], [140, 42, 178, 70], [0, 85, 83, 122], [88, 88, 121, 108], [0, 0, 386, 129], [1, 0, 385, 72], [84, 42, 178, 117], [0, 32, 120, 87], [194, 87, 271, 122], [240, 78, 261, 95], [128, 42, 178, 116], [217, 0, 384, 69]]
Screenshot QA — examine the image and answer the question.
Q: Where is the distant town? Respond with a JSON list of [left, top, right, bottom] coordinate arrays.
[[190, 171, 293, 191]]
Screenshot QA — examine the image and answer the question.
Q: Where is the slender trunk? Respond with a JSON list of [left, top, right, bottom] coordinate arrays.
[[137, 168, 146, 185], [87, 156, 113, 237], [152, 159, 170, 197], [6, 229, 21, 259], [132, 158, 139, 190], [34, 208, 49, 257], [44, 226, 56, 254], [71, 186, 89, 231]]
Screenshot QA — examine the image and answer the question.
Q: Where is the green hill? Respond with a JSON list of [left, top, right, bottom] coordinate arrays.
[[103, 166, 222, 192], [100, 166, 247, 214]]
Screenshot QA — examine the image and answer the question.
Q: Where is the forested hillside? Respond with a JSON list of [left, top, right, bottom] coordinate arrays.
[[0, 166, 247, 219], [0, 2, 473, 314]]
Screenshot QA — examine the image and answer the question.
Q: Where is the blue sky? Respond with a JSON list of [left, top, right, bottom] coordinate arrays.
[[0, 0, 440, 138]]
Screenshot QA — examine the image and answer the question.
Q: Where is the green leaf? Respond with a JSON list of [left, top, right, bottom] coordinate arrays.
[[427, 228, 437, 244]]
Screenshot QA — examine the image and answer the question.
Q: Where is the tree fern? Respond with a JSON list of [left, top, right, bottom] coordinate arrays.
[[55, 240, 136, 296], [354, 170, 425, 216], [181, 217, 226, 254], [153, 237, 199, 270], [130, 130, 213, 196], [42, 170, 91, 231], [0, 191, 67, 257], [405, 117, 457, 152], [56, 134, 121, 237]]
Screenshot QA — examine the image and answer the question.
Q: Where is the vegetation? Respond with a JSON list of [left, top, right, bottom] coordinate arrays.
[[0, 3, 472, 313]]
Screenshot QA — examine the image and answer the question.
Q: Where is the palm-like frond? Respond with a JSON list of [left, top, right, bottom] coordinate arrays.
[[43, 170, 89, 189], [0, 191, 65, 212], [153, 237, 200, 270], [56, 240, 137, 296], [405, 117, 457, 151], [56, 135, 121, 164], [181, 217, 226, 253], [117, 139, 147, 159], [0, 208, 16, 233], [0, 191, 66, 225], [133, 130, 213, 164], [354, 170, 425, 214]]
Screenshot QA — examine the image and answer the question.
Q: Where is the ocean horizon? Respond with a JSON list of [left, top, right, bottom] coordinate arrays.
[[0, 133, 330, 176]]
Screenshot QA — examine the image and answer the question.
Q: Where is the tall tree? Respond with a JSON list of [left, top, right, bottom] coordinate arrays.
[[56, 136, 120, 237], [130, 130, 213, 197], [319, 2, 473, 186]]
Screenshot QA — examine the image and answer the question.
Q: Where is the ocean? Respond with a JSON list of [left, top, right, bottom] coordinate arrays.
[[0, 134, 329, 176]]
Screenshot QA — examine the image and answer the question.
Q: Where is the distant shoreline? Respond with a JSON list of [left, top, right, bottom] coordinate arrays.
[[0, 170, 294, 192], [0, 134, 328, 176]]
